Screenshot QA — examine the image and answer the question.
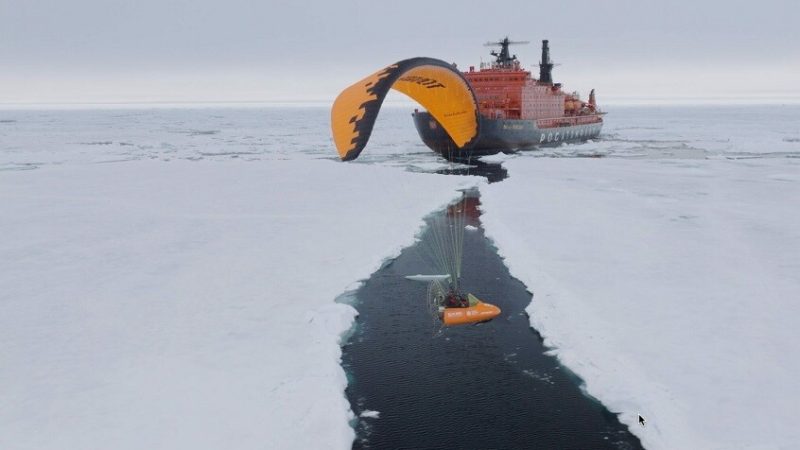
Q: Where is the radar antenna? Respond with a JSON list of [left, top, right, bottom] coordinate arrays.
[[484, 36, 529, 68]]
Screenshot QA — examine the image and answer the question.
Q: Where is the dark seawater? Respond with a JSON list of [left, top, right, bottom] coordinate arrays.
[[341, 191, 642, 449], [434, 161, 508, 183]]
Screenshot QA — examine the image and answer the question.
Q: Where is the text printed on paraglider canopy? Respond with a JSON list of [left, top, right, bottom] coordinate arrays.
[[398, 76, 446, 89]]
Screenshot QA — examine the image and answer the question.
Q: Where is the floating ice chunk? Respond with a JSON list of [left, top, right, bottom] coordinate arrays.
[[465, 225, 478, 231], [359, 410, 380, 419], [405, 274, 450, 282]]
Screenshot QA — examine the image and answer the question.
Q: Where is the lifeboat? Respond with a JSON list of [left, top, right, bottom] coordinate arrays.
[[441, 293, 501, 326]]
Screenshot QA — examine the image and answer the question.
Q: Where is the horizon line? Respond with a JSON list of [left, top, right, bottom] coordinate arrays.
[[2, 97, 799, 110]]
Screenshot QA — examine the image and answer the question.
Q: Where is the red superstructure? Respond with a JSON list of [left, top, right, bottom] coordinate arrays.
[[462, 38, 601, 129]]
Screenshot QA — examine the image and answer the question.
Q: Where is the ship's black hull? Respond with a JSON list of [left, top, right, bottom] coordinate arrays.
[[412, 111, 602, 160]]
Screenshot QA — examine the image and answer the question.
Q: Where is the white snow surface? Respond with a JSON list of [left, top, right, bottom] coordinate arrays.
[[1, 149, 474, 447], [480, 156, 800, 449], [3, 104, 800, 449], [478, 152, 516, 163]]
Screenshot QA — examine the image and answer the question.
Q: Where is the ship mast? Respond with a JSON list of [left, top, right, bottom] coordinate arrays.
[[539, 39, 554, 84], [484, 37, 529, 69]]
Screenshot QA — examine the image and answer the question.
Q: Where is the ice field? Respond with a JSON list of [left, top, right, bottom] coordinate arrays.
[[1, 104, 798, 448], [481, 156, 800, 448]]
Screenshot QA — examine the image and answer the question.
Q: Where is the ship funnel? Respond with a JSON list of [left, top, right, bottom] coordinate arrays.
[[539, 39, 554, 84], [588, 89, 596, 107]]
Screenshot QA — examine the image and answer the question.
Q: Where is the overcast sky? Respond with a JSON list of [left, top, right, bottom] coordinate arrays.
[[1, 0, 798, 104]]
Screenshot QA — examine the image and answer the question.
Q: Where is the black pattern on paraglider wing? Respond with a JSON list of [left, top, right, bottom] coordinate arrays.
[[341, 65, 397, 161]]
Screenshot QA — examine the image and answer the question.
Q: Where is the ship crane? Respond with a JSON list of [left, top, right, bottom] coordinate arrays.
[[484, 37, 529, 68]]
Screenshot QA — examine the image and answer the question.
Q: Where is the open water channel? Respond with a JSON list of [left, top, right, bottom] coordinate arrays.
[[340, 169, 643, 449]]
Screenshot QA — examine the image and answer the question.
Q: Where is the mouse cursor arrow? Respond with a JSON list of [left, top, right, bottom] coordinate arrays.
[[638, 414, 646, 427]]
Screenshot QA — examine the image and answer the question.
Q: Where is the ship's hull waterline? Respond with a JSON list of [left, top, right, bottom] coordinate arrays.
[[412, 111, 602, 160]]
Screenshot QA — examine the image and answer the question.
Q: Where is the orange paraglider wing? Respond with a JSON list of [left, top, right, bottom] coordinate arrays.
[[331, 57, 480, 161]]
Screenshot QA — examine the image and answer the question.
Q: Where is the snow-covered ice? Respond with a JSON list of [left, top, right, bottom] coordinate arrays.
[[480, 155, 800, 449], [2, 104, 799, 449], [478, 152, 516, 163], [0, 108, 476, 450]]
